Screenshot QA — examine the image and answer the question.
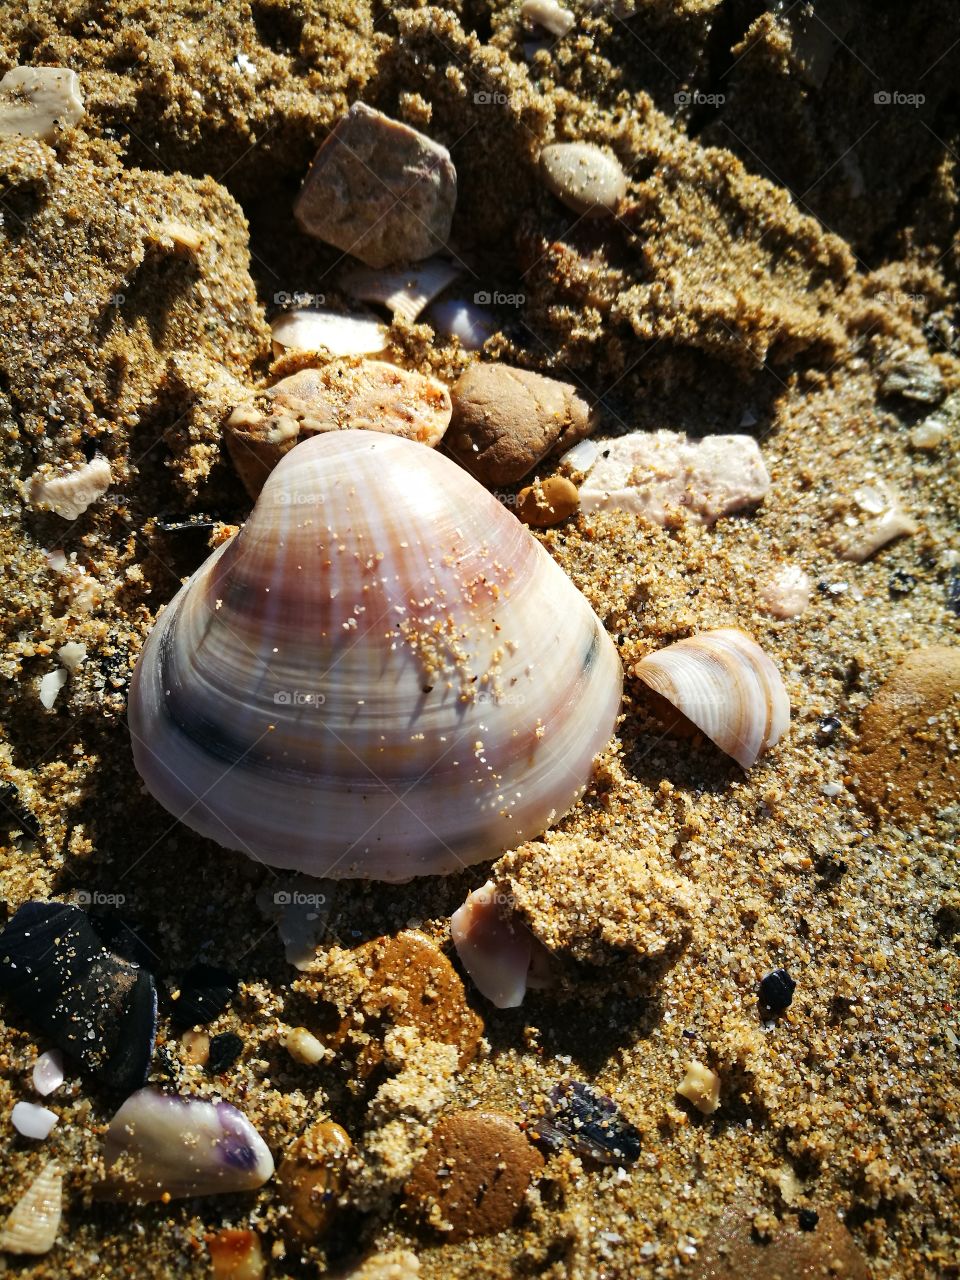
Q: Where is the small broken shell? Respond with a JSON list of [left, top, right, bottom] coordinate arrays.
[[633, 628, 790, 769], [270, 308, 388, 358], [339, 257, 461, 324], [0, 1160, 62, 1255], [26, 455, 112, 521], [102, 1088, 275, 1201], [426, 298, 496, 350], [451, 880, 553, 1009]]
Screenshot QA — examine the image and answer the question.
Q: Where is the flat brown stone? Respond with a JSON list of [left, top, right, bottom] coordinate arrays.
[[852, 646, 960, 824], [690, 1208, 871, 1279], [404, 1110, 543, 1241]]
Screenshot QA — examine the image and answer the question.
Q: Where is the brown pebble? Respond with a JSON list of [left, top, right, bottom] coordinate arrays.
[[689, 1207, 870, 1279], [180, 1029, 210, 1066], [276, 1121, 353, 1244], [447, 364, 595, 487], [852, 646, 960, 823], [206, 1228, 265, 1280], [517, 476, 580, 527], [404, 1111, 543, 1241], [294, 103, 457, 269]]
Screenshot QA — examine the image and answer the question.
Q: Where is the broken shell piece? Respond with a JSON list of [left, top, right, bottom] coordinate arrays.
[[0, 1161, 62, 1255], [529, 1080, 641, 1165], [878, 345, 944, 404], [759, 565, 811, 620], [26, 455, 111, 521], [451, 880, 553, 1009], [521, 0, 575, 36], [38, 669, 68, 710], [426, 298, 495, 350], [207, 1228, 265, 1280], [270, 308, 388, 359], [835, 487, 918, 563], [339, 257, 461, 324], [0, 67, 84, 142], [102, 1088, 275, 1201], [677, 1060, 721, 1115], [633, 628, 790, 769], [12, 1101, 58, 1141], [149, 219, 206, 256], [32, 1050, 65, 1098]]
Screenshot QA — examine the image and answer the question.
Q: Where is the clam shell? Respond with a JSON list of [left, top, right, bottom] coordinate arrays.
[[270, 308, 388, 358], [0, 1161, 62, 1255], [451, 880, 541, 1009], [339, 257, 462, 323], [633, 628, 789, 769], [128, 429, 622, 881]]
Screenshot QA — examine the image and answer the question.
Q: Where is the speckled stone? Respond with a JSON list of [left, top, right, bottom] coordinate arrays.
[[294, 103, 457, 269], [539, 142, 627, 217], [853, 646, 960, 824], [689, 1207, 870, 1279], [404, 1111, 543, 1241]]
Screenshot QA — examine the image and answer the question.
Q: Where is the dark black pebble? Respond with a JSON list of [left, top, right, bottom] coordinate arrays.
[[170, 963, 238, 1029], [207, 1031, 243, 1074], [888, 570, 917, 597], [759, 967, 796, 1014], [798, 1208, 820, 1231], [529, 1079, 641, 1166], [0, 901, 157, 1092], [815, 715, 841, 745]]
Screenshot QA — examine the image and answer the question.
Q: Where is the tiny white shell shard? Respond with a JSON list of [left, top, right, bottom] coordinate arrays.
[[11, 1101, 58, 1140], [270, 309, 388, 358], [451, 880, 533, 1008], [26, 455, 112, 521], [633, 628, 790, 769], [521, 0, 575, 36], [103, 1088, 274, 1202], [339, 257, 462, 324], [32, 1050, 65, 1097], [38, 669, 68, 710], [0, 67, 84, 141], [0, 1160, 62, 1255], [426, 298, 496, 350]]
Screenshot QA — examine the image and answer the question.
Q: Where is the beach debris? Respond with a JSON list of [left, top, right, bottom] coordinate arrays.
[[759, 565, 811, 619], [521, 0, 575, 36], [226, 361, 452, 498], [148, 219, 206, 257], [451, 879, 553, 1009], [180, 1030, 210, 1066], [294, 103, 457, 269], [516, 475, 580, 527], [447, 364, 596, 486], [11, 1101, 58, 1140], [32, 1050, 65, 1097], [888, 569, 917, 597], [577, 431, 770, 524], [878, 345, 944, 404], [0, 901, 157, 1093], [339, 257, 461, 324], [404, 1111, 543, 1240], [687, 1205, 870, 1279], [759, 968, 796, 1015], [255, 878, 335, 970], [342, 1250, 421, 1280], [26, 454, 112, 521], [816, 715, 842, 745], [281, 1026, 327, 1066], [128, 431, 622, 881], [677, 1061, 721, 1115], [170, 963, 238, 1030], [558, 436, 601, 476], [0, 67, 84, 141], [539, 142, 627, 217], [528, 1079, 641, 1166], [0, 1160, 62, 1255], [102, 1088, 274, 1201], [206, 1032, 243, 1074], [57, 641, 86, 671], [276, 1120, 353, 1243], [852, 646, 960, 824], [270, 308, 388, 358], [206, 1228, 265, 1280], [909, 389, 958, 451], [835, 482, 918, 562], [633, 629, 790, 769], [426, 298, 496, 349], [38, 669, 68, 710]]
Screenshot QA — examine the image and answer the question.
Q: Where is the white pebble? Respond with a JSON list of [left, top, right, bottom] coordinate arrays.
[[759, 565, 811, 619], [521, 0, 575, 37], [12, 1101, 58, 1140], [32, 1050, 65, 1097], [822, 782, 844, 797]]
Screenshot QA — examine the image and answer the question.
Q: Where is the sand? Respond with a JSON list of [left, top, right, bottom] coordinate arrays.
[[0, 2, 958, 1277]]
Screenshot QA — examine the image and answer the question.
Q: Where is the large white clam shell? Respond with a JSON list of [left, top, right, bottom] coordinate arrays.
[[633, 628, 789, 769], [129, 430, 622, 880]]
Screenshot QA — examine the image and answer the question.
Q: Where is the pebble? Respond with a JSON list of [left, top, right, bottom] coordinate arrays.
[[276, 1120, 353, 1243], [294, 103, 457, 269], [759, 565, 811, 619], [578, 431, 770, 524], [0, 1161, 62, 1255], [32, 1049, 65, 1097], [270, 308, 388, 359], [447, 364, 595, 486], [0, 67, 84, 141], [688, 1206, 869, 1279], [206, 1228, 265, 1280], [11, 1101, 58, 1141], [852, 646, 960, 823], [343, 1250, 421, 1280], [206, 1031, 243, 1074], [539, 142, 628, 217], [517, 475, 580, 526], [758, 968, 796, 1014], [878, 344, 944, 404], [227, 361, 452, 499], [677, 1060, 721, 1115], [282, 1026, 326, 1066], [180, 1030, 211, 1066], [521, 0, 575, 36], [404, 1111, 543, 1241], [26, 454, 112, 520]]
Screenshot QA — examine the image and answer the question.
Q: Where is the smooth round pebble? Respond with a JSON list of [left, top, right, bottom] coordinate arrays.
[[277, 1121, 353, 1243], [517, 475, 580, 526], [206, 1228, 264, 1280], [404, 1111, 543, 1241], [539, 142, 628, 217], [688, 1206, 870, 1279]]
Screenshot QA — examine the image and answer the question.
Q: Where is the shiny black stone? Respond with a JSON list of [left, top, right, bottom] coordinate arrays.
[[759, 967, 796, 1014], [207, 1031, 243, 1074]]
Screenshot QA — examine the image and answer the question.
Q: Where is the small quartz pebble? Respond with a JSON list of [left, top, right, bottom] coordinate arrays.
[[759, 565, 811, 619], [282, 1026, 326, 1066], [0, 1161, 62, 1255], [447, 364, 595, 486], [404, 1111, 543, 1241], [677, 1060, 721, 1115], [539, 142, 628, 217], [517, 475, 580, 527], [180, 1030, 211, 1066], [32, 1050, 64, 1098], [12, 1101, 58, 1141], [26, 455, 112, 520], [853, 646, 960, 823], [206, 1228, 265, 1280], [295, 103, 457, 269], [521, 0, 575, 36], [578, 431, 770, 524], [688, 1206, 870, 1279], [759, 968, 796, 1014], [277, 1120, 353, 1243], [0, 67, 84, 141]]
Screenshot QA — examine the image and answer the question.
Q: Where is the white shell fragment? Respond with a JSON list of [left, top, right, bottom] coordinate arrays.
[[32, 1050, 65, 1098], [426, 298, 496, 350], [0, 1161, 62, 1255], [578, 431, 770, 524], [451, 880, 546, 1008], [759, 565, 811, 620], [11, 1101, 58, 1141], [270, 308, 388, 358], [129, 430, 622, 881], [38, 669, 68, 710], [57, 642, 87, 672], [0, 67, 84, 141], [103, 1088, 275, 1202], [677, 1061, 721, 1115], [633, 628, 790, 769], [339, 257, 462, 324], [26, 455, 112, 521], [521, 0, 575, 36], [835, 483, 918, 562]]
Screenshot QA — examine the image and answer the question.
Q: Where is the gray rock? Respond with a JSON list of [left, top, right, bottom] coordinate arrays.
[[539, 142, 627, 217]]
